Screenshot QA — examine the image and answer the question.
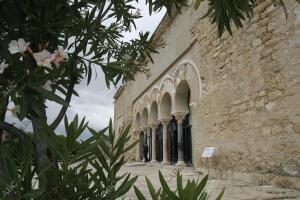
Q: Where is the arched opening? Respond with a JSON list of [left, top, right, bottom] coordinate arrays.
[[141, 108, 150, 162], [183, 91, 192, 165], [156, 124, 163, 162], [135, 113, 142, 161], [160, 93, 172, 120], [174, 80, 193, 165], [149, 102, 158, 123], [141, 108, 148, 126], [135, 113, 140, 131], [149, 101, 162, 162], [175, 80, 190, 113], [169, 116, 178, 164]]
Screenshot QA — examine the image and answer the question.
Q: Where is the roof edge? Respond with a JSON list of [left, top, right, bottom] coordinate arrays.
[[113, 85, 124, 100]]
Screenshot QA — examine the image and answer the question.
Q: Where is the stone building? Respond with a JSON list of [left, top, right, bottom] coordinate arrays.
[[114, 1, 300, 188]]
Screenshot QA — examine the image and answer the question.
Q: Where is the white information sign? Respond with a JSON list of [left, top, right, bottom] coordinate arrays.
[[201, 147, 215, 158]]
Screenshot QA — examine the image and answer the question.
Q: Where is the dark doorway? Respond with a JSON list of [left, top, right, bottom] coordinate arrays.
[[149, 130, 152, 161], [142, 131, 151, 162], [169, 116, 178, 164], [183, 113, 192, 165], [156, 125, 163, 162], [140, 132, 144, 161]]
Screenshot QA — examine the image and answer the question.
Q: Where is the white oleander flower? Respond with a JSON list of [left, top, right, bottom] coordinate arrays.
[[8, 38, 30, 54], [33, 50, 52, 68], [51, 46, 68, 67], [42, 80, 52, 91], [0, 60, 8, 74], [10, 105, 20, 118]]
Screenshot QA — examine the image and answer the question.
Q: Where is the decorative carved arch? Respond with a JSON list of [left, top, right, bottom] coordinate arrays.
[[132, 59, 202, 119], [141, 94, 150, 112], [150, 86, 161, 104], [160, 76, 175, 97], [174, 60, 202, 103]]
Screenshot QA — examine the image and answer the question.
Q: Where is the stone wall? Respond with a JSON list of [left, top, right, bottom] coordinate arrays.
[[191, 0, 300, 188], [114, 0, 300, 188]]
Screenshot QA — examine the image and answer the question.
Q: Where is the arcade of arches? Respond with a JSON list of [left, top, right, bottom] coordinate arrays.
[[131, 60, 202, 167], [135, 82, 193, 166]]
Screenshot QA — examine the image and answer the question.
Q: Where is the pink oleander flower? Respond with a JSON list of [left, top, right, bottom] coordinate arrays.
[[51, 46, 68, 67], [33, 50, 52, 68], [8, 38, 30, 54], [0, 60, 8, 74], [42, 80, 52, 91]]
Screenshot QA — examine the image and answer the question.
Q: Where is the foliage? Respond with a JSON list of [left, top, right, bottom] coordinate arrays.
[[0, 116, 138, 199], [0, 0, 296, 198], [134, 170, 225, 200], [0, 0, 186, 194], [194, 0, 300, 37]]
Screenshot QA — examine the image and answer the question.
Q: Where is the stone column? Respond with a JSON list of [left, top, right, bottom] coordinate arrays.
[[150, 123, 159, 163], [135, 130, 141, 162], [175, 113, 187, 167], [161, 120, 170, 165], [143, 127, 149, 162]]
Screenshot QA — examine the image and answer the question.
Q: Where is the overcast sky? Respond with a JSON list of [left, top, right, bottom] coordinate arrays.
[[6, 2, 166, 139]]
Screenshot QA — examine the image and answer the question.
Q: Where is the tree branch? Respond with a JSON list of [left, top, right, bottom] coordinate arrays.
[[0, 120, 26, 142], [50, 7, 107, 130]]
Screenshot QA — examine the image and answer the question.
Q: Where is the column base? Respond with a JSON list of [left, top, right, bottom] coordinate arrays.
[[162, 160, 170, 165], [150, 160, 158, 164], [176, 161, 187, 168]]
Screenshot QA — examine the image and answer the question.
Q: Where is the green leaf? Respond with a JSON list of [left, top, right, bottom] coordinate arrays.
[[146, 177, 158, 200], [134, 185, 146, 200], [159, 170, 179, 200], [194, 175, 208, 197], [29, 86, 69, 106], [114, 174, 138, 197], [176, 171, 183, 197], [216, 187, 225, 200]]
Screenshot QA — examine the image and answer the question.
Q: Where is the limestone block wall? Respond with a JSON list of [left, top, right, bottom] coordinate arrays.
[[114, 0, 300, 187], [191, 0, 300, 187]]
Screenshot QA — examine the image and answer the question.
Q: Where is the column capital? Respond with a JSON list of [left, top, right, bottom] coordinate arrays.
[[160, 120, 170, 126], [173, 112, 188, 124], [141, 125, 149, 130], [148, 122, 160, 129], [160, 119, 170, 126], [133, 129, 141, 134]]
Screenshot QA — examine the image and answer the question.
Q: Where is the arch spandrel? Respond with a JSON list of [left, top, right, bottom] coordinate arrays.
[[132, 59, 202, 118]]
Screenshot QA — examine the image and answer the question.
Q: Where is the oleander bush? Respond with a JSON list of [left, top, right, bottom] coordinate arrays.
[[134, 170, 224, 200], [0, 116, 138, 199]]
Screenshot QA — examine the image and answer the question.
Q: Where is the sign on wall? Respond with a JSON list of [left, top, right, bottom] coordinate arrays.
[[201, 147, 215, 158]]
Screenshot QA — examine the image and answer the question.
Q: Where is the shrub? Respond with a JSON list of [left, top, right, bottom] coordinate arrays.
[[0, 117, 137, 199], [134, 171, 225, 200]]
